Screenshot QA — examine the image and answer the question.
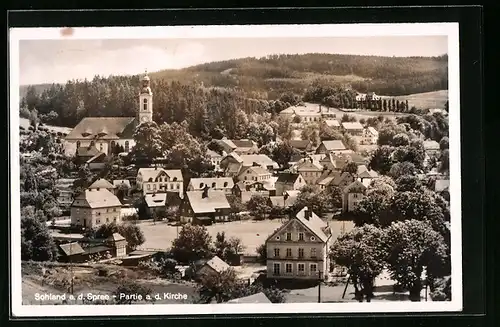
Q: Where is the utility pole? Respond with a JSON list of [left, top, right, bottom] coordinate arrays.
[[318, 271, 322, 303]]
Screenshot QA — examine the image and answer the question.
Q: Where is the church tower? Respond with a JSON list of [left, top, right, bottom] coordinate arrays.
[[138, 70, 153, 124]]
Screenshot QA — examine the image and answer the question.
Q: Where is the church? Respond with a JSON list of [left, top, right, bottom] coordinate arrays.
[[63, 72, 154, 157]]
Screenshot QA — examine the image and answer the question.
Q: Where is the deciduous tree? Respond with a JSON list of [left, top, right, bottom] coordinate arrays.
[[330, 225, 386, 302], [383, 220, 448, 301], [171, 224, 213, 263]]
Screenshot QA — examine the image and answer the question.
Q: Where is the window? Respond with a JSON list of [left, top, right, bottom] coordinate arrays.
[[286, 233, 292, 241], [310, 236, 316, 241], [176, 184, 180, 189], [275, 236, 280, 241], [106, 218, 109, 223], [311, 248, 317, 258], [298, 263, 305, 272], [99, 143, 104, 151], [153, 184, 157, 190], [147, 184, 151, 190], [114, 217, 117, 222], [199, 183, 204, 189], [113, 208, 117, 212], [170, 183, 174, 189], [76, 141, 81, 148], [125, 141, 129, 152], [244, 177, 247, 181], [298, 232, 304, 241], [212, 182, 216, 188], [310, 264, 317, 273], [286, 248, 292, 257], [97, 212, 101, 216], [285, 263, 292, 273], [143, 98, 148, 104], [274, 248, 280, 257], [298, 248, 304, 258], [90, 141, 95, 147], [273, 263, 280, 275]]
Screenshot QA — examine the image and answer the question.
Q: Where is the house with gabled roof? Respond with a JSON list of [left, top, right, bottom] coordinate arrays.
[[295, 158, 324, 185], [207, 149, 223, 171], [220, 152, 279, 177], [289, 140, 314, 153], [198, 256, 231, 277], [341, 122, 364, 136], [324, 119, 341, 129], [70, 188, 122, 229], [217, 138, 259, 155], [342, 180, 367, 212], [362, 126, 379, 145], [136, 167, 184, 198], [423, 140, 441, 155], [233, 181, 268, 204], [316, 170, 342, 190], [88, 178, 115, 193], [75, 145, 102, 164], [180, 187, 231, 225], [275, 172, 307, 196], [238, 165, 273, 183], [357, 165, 379, 187], [331, 172, 356, 189], [268, 190, 299, 209], [265, 207, 332, 280], [187, 177, 234, 194], [316, 140, 347, 154]]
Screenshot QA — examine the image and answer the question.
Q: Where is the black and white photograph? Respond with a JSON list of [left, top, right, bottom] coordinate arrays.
[[9, 23, 462, 317]]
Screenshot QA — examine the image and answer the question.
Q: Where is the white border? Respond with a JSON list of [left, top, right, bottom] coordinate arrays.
[[9, 23, 461, 317]]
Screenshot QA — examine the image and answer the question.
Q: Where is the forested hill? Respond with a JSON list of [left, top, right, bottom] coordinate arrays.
[[18, 53, 447, 132], [151, 53, 448, 96]]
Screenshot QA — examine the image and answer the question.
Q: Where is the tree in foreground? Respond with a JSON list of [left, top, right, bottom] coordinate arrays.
[[382, 220, 448, 301], [88, 222, 146, 251], [246, 194, 272, 220], [171, 224, 213, 263], [330, 224, 386, 302], [197, 269, 239, 303], [21, 215, 57, 262], [214, 232, 245, 261]]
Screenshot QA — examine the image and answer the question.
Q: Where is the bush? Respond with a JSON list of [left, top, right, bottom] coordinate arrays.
[[256, 244, 267, 264]]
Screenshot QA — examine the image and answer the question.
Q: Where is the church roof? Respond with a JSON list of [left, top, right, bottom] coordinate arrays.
[[65, 117, 136, 140]]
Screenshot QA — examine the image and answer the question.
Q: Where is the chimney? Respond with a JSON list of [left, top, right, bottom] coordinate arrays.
[[304, 208, 311, 220], [202, 185, 210, 199]]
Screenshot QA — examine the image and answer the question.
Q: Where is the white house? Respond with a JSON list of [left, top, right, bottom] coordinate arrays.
[[136, 167, 183, 198]]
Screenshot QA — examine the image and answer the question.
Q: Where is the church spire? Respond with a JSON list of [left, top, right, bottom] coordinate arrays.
[[138, 69, 153, 123]]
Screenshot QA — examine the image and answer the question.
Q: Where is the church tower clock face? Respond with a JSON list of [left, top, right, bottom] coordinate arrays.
[[141, 116, 149, 123]]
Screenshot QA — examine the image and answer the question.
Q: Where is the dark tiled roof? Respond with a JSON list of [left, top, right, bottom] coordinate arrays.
[[289, 140, 312, 150], [231, 139, 256, 148], [77, 146, 101, 157], [65, 117, 136, 140], [276, 172, 300, 184], [59, 242, 85, 256]]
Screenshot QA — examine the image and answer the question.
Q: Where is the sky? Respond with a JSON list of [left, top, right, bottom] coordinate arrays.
[[18, 36, 447, 85]]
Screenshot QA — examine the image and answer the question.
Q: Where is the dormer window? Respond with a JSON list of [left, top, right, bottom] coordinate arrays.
[[148, 178, 153, 182], [223, 182, 228, 187], [173, 177, 178, 182], [199, 183, 204, 188], [212, 182, 216, 188], [81, 132, 91, 137]]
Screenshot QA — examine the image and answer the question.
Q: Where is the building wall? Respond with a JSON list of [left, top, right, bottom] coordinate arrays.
[[142, 180, 183, 196], [265, 219, 329, 279], [71, 205, 121, 229], [298, 170, 323, 185], [63, 138, 135, 157], [342, 192, 365, 212]]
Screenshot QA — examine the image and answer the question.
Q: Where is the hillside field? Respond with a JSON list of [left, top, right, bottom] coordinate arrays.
[[381, 90, 448, 110]]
